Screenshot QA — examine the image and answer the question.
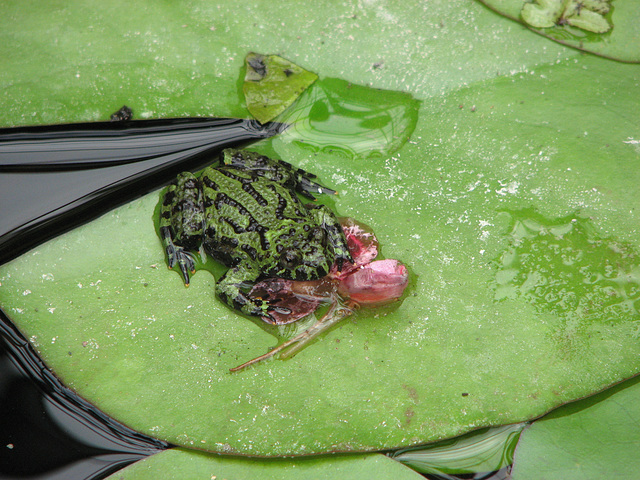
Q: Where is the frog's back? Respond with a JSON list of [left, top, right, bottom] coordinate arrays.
[[202, 165, 308, 227], [200, 165, 310, 265]]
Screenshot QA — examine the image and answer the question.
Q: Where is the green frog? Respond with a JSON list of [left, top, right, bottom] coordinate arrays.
[[159, 148, 352, 322]]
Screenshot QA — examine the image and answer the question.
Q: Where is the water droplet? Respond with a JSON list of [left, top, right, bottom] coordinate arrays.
[[276, 77, 420, 159]]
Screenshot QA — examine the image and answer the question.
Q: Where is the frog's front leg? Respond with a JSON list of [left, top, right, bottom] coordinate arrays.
[[216, 265, 290, 321], [160, 172, 205, 286], [306, 204, 353, 269]]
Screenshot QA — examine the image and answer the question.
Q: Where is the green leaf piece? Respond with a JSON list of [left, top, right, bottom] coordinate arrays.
[[391, 424, 526, 475], [1, 0, 640, 459], [105, 449, 423, 480], [243, 52, 318, 124], [478, 0, 639, 62], [520, 0, 612, 33], [565, 8, 611, 34], [521, 0, 569, 28], [511, 376, 640, 480]]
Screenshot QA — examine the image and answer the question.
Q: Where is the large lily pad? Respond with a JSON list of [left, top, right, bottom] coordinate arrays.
[[105, 449, 423, 480], [1, 0, 640, 458]]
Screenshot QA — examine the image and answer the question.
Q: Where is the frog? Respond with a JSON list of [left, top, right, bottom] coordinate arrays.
[[159, 148, 352, 322]]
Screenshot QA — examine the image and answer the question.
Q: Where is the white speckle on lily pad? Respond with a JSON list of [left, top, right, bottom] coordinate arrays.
[[496, 181, 520, 196]]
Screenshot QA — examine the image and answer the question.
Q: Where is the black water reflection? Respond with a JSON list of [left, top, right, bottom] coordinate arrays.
[[0, 309, 168, 480]]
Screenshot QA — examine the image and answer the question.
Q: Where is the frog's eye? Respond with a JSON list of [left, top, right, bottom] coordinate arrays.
[[279, 249, 302, 269]]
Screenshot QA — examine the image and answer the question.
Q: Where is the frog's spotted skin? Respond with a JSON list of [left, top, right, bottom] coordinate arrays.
[[159, 149, 352, 321]]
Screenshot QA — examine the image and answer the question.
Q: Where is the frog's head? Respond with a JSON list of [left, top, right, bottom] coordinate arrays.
[[277, 227, 332, 281]]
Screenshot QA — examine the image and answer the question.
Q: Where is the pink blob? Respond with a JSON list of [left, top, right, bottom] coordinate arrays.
[[338, 259, 409, 306]]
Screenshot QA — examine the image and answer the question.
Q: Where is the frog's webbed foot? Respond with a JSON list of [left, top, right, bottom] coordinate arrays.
[[305, 204, 353, 270], [221, 148, 337, 200], [217, 266, 291, 321], [160, 226, 196, 285]]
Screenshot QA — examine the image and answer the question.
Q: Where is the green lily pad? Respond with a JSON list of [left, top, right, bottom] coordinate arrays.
[[511, 376, 640, 479], [477, 0, 640, 62], [1, 0, 640, 459], [105, 449, 423, 480], [243, 52, 318, 124]]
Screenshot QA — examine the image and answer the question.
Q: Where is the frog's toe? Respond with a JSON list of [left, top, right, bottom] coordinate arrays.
[[167, 247, 195, 286], [177, 250, 196, 286], [260, 305, 292, 324], [161, 226, 196, 285], [298, 176, 337, 200]]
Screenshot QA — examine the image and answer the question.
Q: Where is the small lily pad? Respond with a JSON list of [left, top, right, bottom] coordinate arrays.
[[243, 53, 318, 124], [105, 449, 424, 480], [511, 376, 640, 479], [478, 0, 640, 62], [521, 0, 611, 33], [521, 0, 570, 28]]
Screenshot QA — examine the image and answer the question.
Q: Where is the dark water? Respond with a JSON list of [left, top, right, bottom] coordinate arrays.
[[422, 469, 510, 480], [0, 309, 168, 480]]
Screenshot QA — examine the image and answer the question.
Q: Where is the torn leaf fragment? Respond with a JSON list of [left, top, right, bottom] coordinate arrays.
[[565, 7, 611, 33], [243, 52, 319, 124], [521, 0, 570, 28]]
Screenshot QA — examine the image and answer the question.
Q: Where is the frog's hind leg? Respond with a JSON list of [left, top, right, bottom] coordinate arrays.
[[221, 148, 336, 200], [160, 172, 205, 286], [306, 204, 353, 270], [216, 265, 290, 321]]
